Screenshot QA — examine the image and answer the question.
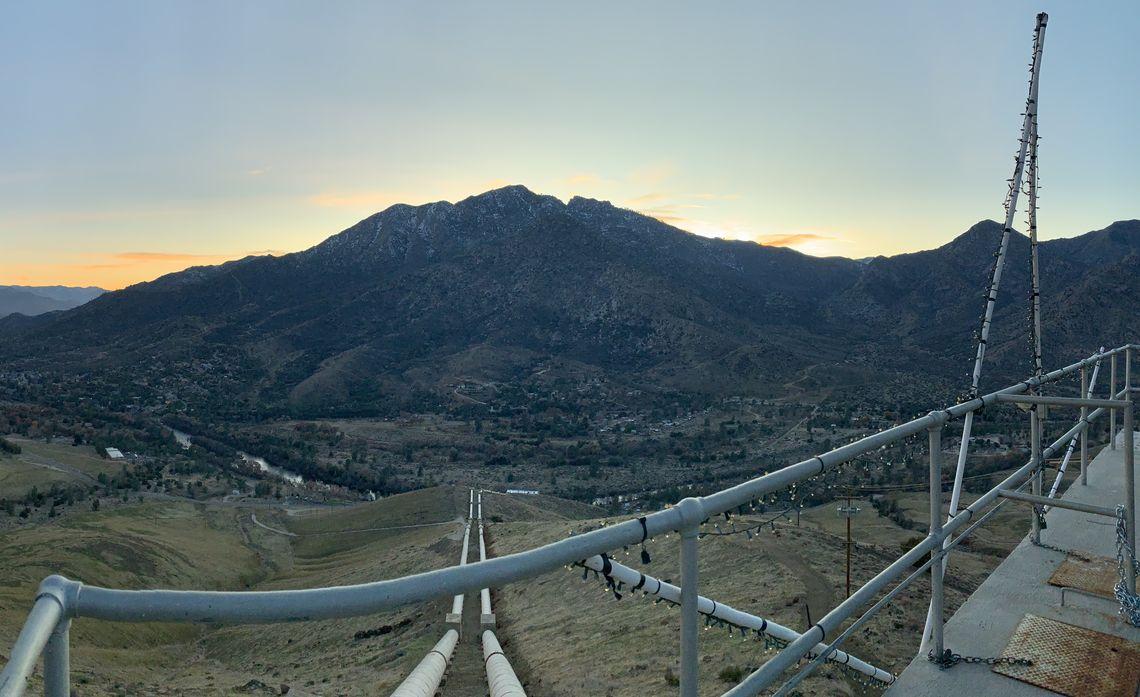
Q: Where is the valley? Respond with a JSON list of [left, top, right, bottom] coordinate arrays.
[[0, 475, 1045, 696]]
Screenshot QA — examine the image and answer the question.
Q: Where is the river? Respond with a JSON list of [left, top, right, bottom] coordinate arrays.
[[169, 427, 305, 485], [238, 452, 304, 485]]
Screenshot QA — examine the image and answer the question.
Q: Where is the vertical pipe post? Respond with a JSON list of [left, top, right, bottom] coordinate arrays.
[[1111, 354, 1118, 449], [1126, 348, 1136, 594], [1128, 347, 1133, 400], [679, 525, 700, 697], [1030, 407, 1042, 545], [1125, 404, 1136, 595], [43, 619, 70, 697], [928, 424, 944, 659], [1081, 366, 1089, 485]]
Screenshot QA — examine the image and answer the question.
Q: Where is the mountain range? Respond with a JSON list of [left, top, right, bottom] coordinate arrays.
[[1, 186, 1136, 415], [0, 285, 105, 319]]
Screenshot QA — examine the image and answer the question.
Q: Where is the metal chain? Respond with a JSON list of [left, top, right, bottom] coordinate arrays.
[[1029, 506, 1140, 625], [927, 649, 1033, 670], [1031, 537, 1093, 563], [1114, 504, 1140, 625]]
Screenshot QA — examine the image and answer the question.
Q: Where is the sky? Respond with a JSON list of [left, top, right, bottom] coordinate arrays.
[[1, 2, 1137, 289]]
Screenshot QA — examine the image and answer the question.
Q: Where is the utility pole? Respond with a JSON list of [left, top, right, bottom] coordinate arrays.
[[837, 490, 861, 599]]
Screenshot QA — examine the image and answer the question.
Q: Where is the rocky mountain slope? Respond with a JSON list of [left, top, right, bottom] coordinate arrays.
[[1, 186, 1136, 415]]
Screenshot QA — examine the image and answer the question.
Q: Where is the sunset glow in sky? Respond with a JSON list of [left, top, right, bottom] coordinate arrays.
[[2, 2, 1137, 289]]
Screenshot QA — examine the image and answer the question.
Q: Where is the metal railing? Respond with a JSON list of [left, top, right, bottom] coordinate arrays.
[[0, 344, 1135, 697]]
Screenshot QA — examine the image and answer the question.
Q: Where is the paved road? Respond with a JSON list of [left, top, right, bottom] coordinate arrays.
[[16, 452, 99, 485], [249, 512, 298, 537]]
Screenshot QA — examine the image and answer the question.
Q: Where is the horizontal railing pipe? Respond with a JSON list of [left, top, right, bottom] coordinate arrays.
[[994, 394, 1129, 409], [997, 489, 1116, 517], [72, 509, 685, 623]]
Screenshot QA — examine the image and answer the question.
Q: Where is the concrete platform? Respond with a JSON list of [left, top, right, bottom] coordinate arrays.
[[888, 432, 1140, 696]]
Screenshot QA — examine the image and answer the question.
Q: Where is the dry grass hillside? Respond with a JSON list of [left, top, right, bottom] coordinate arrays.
[[0, 481, 1033, 695]]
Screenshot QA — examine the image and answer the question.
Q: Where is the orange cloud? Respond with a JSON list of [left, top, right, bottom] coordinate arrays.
[[753, 232, 833, 247], [635, 207, 842, 257]]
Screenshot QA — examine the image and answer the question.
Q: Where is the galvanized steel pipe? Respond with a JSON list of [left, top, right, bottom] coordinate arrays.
[[578, 554, 893, 684], [0, 594, 64, 697]]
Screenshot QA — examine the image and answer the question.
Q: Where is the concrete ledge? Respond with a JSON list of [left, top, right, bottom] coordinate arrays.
[[480, 612, 496, 630], [888, 432, 1140, 695]]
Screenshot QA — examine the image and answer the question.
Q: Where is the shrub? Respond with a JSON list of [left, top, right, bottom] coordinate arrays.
[[0, 437, 21, 455], [718, 665, 746, 683]]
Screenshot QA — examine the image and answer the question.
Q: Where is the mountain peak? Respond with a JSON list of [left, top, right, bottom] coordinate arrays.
[[935, 219, 1011, 254], [457, 184, 561, 211]]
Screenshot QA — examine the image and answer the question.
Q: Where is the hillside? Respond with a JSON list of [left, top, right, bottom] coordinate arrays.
[[0, 187, 1136, 418], [0, 285, 104, 319], [0, 481, 1037, 695]]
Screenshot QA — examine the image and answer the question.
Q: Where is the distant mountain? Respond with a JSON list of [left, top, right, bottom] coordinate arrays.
[[0, 285, 105, 318], [0, 186, 1136, 416]]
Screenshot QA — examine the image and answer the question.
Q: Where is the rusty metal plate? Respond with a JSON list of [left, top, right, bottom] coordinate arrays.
[[992, 614, 1140, 697], [1048, 554, 1119, 599]]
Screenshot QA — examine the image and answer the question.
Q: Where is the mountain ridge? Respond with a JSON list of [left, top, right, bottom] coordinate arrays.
[[0, 285, 105, 319], [1, 186, 1136, 417]]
